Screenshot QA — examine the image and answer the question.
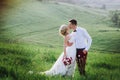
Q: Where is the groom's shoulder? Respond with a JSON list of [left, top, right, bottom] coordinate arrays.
[[77, 26, 86, 31]]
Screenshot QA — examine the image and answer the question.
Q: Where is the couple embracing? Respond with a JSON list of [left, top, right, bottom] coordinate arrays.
[[41, 19, 92, 78]]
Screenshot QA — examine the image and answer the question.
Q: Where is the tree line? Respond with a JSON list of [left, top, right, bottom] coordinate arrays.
[[110, 10, 120, 28]]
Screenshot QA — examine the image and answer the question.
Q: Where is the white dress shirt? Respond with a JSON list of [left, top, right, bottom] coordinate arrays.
[[73, 27, 92, 51]]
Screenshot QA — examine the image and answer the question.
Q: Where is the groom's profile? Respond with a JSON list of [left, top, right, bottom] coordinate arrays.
[[68, 19, 92, 76]]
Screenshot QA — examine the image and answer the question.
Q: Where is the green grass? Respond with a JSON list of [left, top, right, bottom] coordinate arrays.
[[0, 0, 120, 80], [0, 42, 120, 80]]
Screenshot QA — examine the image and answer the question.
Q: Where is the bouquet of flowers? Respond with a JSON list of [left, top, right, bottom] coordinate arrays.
[[62, 57, 72, 66]]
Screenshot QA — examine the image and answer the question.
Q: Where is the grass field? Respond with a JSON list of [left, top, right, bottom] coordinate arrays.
[[0, 0, 120, 80], [0, 42, 120, 80]]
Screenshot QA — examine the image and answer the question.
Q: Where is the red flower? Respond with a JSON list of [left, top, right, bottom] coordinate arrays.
[[62, 57, 72, 66]]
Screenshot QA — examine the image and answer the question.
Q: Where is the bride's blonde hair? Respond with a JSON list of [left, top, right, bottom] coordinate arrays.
[[59, 25, 68, 37]]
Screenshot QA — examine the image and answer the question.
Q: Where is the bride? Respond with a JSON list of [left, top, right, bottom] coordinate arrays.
[[41, 25, 76, 77]]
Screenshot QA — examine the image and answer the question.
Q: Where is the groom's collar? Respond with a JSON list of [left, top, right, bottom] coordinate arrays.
[[73, 26, 78, 32], [73, 30, 77, 32]]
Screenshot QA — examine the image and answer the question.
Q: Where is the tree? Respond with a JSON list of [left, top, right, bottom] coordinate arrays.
[[38, 0, 42, 1], [101, 4, 106, 10], [110, 10, 120, 28]]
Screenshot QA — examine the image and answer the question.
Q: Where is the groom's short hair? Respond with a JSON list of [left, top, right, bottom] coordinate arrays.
[[69, 19, 77, 25]]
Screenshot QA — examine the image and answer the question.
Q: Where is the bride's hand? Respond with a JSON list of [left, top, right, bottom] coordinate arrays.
[[63, 54, 67, 58]]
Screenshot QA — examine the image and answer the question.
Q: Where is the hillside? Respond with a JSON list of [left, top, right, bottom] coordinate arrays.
[[0, 0, 120, 52], [57, 0, 120, 10]]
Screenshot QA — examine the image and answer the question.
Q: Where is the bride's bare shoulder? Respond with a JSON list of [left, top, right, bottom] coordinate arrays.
[[65, 34, 71, 40]]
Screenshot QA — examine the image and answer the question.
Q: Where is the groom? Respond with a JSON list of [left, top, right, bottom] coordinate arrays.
[[68, 19, 92, 76]]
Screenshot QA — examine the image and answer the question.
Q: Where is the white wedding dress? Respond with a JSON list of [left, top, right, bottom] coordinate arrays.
[[43, 33, 76, 76]]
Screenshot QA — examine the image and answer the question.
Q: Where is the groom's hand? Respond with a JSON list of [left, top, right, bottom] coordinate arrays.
[[83, 50, 87, 54], [67, 42, 73, 46]]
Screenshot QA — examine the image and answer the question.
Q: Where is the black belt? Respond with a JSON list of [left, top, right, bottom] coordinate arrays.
[[76, 48, 85, 50]]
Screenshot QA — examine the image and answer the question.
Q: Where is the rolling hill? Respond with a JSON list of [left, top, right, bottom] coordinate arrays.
[[0, 0, 120, 52]]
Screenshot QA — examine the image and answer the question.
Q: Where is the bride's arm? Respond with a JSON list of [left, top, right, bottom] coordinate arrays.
[[63, 36, 67, 58], [63, 35, 73, 58]]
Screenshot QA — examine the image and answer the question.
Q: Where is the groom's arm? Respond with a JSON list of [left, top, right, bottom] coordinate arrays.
[[66, 35, 73, 46], [83, 29, 92, 51], [67, 41, 73, 46]]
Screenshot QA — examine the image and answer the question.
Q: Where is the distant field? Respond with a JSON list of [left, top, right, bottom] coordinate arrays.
[[0, 0, 120, 80]]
